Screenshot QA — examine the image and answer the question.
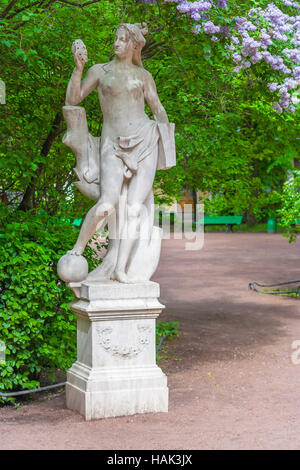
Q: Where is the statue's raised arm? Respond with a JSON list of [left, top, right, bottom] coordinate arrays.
[[66, 39, 99, 106]]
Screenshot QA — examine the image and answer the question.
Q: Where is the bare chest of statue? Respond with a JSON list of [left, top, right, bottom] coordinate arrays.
[[99, 65, 144, 102]]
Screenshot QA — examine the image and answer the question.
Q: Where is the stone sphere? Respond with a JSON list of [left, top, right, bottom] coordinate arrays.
[[57, 254, 88, 282]]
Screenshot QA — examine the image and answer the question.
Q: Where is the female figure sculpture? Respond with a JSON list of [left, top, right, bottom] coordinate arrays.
[[58, 23, 175, 285]]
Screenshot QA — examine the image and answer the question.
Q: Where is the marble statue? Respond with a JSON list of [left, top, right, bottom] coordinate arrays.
[[57, 23, 176, 286], [58, 23, 173, 419]]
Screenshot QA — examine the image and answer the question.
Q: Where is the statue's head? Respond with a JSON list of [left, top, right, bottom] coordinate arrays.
[[114, 23, 148, 66]]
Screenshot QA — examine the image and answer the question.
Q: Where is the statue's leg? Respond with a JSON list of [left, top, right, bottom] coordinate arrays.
[[86, 184, 128, 280], [68, 201, 113, 256], [114, 148, 158, 283], [68, 152, 124, 255]]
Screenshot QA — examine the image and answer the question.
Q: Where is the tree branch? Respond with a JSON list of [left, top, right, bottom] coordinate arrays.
[[143, 40, 166, 54], [18, 111, 63, 211], [0, 0, 18, 18], [57, 0, 102, 7], [3, 0, 101, 24], [6, 1, 43, 20]]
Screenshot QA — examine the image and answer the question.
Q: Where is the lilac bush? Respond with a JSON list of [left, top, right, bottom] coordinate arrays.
[[141, 1, 300, 113]]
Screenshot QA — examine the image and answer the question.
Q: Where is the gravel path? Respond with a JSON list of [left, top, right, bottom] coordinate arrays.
[[1, 232, 300, 450]]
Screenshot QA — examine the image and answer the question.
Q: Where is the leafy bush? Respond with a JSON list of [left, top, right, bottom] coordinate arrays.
[[0, 209, 101, 401], [156, 321, 180, 362], [204, 186, 282, 222], [278, 170, 300, 243], [156, 321, 180, 343]]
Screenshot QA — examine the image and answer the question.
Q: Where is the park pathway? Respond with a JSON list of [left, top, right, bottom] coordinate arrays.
[[1, 232, 300, 450]]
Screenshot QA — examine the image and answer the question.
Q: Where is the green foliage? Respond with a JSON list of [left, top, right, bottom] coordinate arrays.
[[156, 321, 180, 343], [0, 0, 123, 215], [131, 1, 299, 221], [1, 0, 299, 220], [0, 208, 101, 401], [0, 0, 299, 401], [278, 170, 300, 243], [156, 321, 180, 362]]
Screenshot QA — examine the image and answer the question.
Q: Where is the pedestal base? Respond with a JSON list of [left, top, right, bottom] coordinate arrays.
[[66, 363, 168, 420], [66, 280, 168, 420]]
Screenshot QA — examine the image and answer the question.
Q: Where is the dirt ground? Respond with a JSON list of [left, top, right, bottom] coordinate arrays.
[[1, 232, 300, 450]]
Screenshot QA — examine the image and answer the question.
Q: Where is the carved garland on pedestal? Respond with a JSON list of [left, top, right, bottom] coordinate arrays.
[[96, 324, 151, 359]]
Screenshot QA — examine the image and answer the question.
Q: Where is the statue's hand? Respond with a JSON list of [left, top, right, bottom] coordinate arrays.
[[74, 53, 85, 72], [72, 39, 88, 72]]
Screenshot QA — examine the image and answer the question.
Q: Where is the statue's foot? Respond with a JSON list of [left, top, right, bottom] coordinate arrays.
[[86, 260, 115, 281], [114, 270, 135, 284]]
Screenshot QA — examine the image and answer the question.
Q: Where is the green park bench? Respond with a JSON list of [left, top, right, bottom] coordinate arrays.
[[38, 211, 83, 228], [72, 218, 82, 227], [194, 215, 243, 232]]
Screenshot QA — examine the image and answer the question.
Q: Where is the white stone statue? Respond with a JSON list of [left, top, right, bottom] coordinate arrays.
[[57, 23, 176, 286]]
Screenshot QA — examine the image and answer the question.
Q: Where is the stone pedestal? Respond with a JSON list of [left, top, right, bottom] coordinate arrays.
[[66, 280, 168, 420]]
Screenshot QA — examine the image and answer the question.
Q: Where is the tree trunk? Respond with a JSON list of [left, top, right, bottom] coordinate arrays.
[[62, 105, 100, 201], [192, 188, 198, 230], [246, 212, 257, 226], [246, 158, 259, 226], [18, 111, 63, 211]]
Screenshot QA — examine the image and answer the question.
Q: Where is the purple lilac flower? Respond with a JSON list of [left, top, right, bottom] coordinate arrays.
[[242, 37, 260, 57], [251, 52, 263, 64], [233, 66, 242, 73], [273, 103, 283, 113], [285, 78, 297, 89], [160, 0, 300, 113], [232, 52, 242, 63], [241, 60, 251, 68], [216, 0, 227, 8], [283, 48, 300, 63], [226, 43, 236, 51], [268, 82, 279, 92], [293, 66, 300, 80], [193, 24, 202, 33], [191, 11, 201, 20], [177, 1, 191, 13], [203, 21, 220, 34], [282, 0, 300, 10], [272, 30, 288, 41], [231, 36, 240, 45], [260, 31, 273, 49]]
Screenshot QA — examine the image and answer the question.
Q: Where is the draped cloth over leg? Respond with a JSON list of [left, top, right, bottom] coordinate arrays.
[[114, 120, 159, 180], [90, 119, 162, 282]]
